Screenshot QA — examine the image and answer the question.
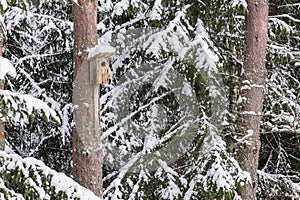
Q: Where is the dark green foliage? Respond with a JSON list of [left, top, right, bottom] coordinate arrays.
[[0, 152, 99, 199], [3, 0, 73, 174]]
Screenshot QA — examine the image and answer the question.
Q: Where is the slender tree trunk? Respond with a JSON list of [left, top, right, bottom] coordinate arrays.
[[235, 0, 268, 199], [72, 0, 102, 196], [72, 0, 97, 75], [0, 23, 6, 151], [0, 81, 4, 150]]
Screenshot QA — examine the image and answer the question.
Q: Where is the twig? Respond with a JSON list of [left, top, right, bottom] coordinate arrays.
[[260, 129, 300, 135], [269, 14, 300, 23]]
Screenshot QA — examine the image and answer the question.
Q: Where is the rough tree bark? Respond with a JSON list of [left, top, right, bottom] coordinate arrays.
[[72, 0, 102, 197], [235, 0, 268, 199], [72, 0, 97, 76], [0, 21, 6, 150]]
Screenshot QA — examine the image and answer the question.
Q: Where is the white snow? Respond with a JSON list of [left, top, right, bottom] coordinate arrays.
[[231, 0, 247, 8], [88, 44, 115, 59], [0, 89, 61, 124], [181, 82, 193, 97], [0, 151, 101, 200], [241, 84, 264, 91], [196, 128, 251, 195], [234, 130, 254, 145], [0, 0, 8, 10], [4, 145, 15, 154], [209, 85, 220, 98], [269, 17, 293, 33], [143, 134, 158, 152], [0, 178, 24, 199], [149, 0, 163, 20], [113, 0, 129, 16], [241, 111, 262, 116], [0, 57, 16, 80]]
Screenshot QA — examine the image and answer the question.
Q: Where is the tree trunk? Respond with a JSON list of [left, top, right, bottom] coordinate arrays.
[[72, 0, 97, 74], [0, 23, 5, 151], [0, 81, 4, 150], [72, 0, 102, 197], [235, 0, 268, 199]]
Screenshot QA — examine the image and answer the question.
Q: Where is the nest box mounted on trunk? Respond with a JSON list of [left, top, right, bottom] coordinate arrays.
[[87, 45, 115, 85]]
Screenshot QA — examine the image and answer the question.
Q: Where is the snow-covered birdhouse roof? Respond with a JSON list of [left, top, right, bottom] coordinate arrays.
[[87, 44, 115, 61]]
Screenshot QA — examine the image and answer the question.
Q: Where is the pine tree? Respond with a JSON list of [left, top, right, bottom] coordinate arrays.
[[2, 0, 73, 173]]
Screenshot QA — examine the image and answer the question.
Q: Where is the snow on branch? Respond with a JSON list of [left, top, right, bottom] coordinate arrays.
[[102, 89, 177, 139], [279, 3, 300, 8], [270, 14, 300, 23], [0, 0, 8, 11], [269, 17, 294, 33], [260, 129, 300, 135], [0, 177, 24, 199], [258, 170, 300, 198], [187, 126, 251, 196], [230, 0, 247, 8], [0, 89, 61, 125], [0, 57, 16, 80], [0, 151, 100, 200], [0, 56, 60, 124]]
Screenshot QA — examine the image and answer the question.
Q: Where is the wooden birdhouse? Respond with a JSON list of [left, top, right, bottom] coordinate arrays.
[[87, 45, 115, 85]]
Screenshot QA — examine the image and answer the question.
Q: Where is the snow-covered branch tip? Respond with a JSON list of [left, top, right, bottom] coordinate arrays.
[[231, 0, 248, 8], [0, 151, 101, 200], [0, 90, 61, 125], [0, 57, 16, 80], [0, 57, 60, 125]]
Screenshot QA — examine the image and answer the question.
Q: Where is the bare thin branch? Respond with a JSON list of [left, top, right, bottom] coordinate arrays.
[[260, 129, 300, 135], [269, 14, 300, 23]]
